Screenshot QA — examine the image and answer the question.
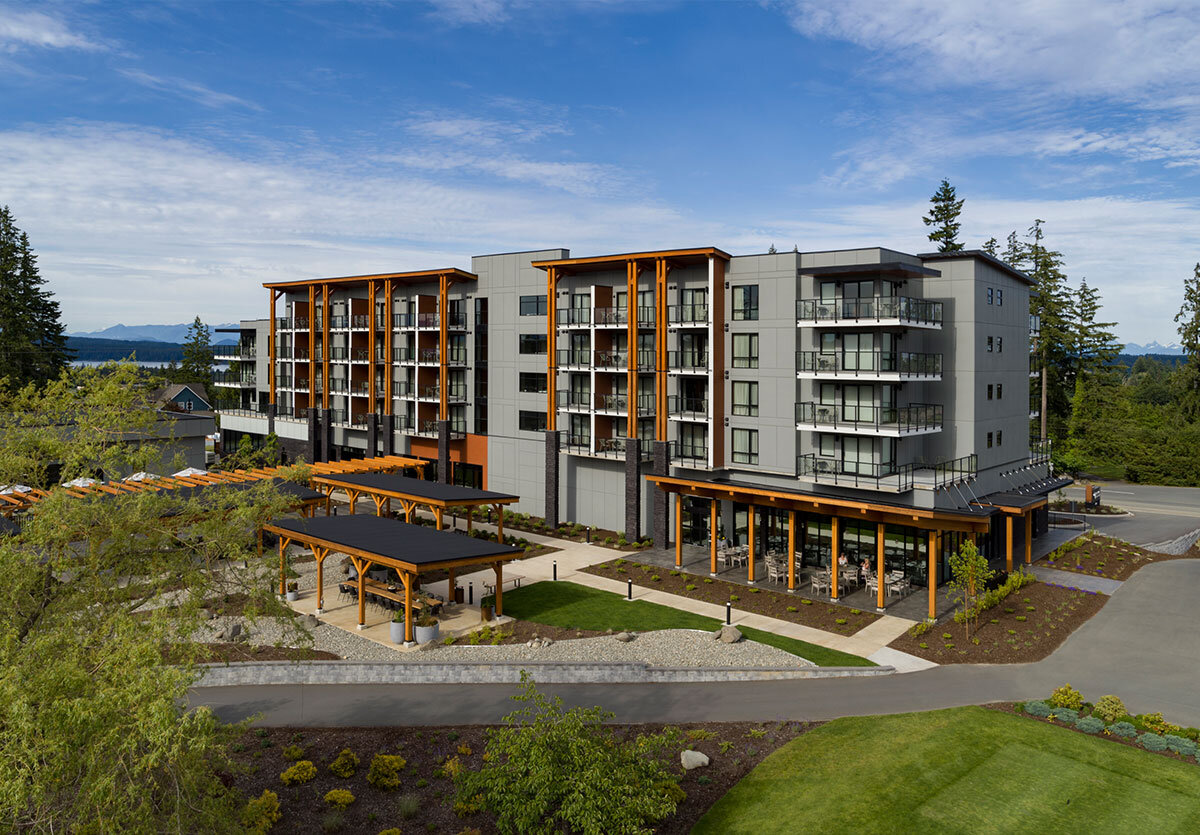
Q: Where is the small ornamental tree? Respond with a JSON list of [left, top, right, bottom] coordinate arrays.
[[947, 539, 994, 639], [455, 673, 683, 835]]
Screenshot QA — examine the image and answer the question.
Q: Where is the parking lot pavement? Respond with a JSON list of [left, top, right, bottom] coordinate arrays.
[[1059, 482, 1200, 547]]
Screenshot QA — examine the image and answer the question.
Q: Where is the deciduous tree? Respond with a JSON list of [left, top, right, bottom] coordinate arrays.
[[948, 539, 993, 640]]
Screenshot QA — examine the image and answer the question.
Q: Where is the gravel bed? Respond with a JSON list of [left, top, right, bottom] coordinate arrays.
[[192, 613, 406, 662]]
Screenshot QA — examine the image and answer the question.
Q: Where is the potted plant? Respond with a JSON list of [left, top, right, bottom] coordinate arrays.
[[479, 594, 495, 623], [413, 609, 440, 644], [285, 581, 299, 602], [389, 610, 406, 644]]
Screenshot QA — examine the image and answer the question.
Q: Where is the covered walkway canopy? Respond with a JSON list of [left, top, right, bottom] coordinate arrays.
[[311, 472, 519, 536], [647, 473, 997, 619], [264, 514, 522, 643], [972, 491, 1051, 572]]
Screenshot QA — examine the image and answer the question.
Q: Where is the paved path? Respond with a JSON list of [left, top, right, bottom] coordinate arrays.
[[1030, 564, 1123, 595], [192, 559, 1200, 728]]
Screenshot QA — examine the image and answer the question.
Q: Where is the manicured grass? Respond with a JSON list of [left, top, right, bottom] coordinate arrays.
[[500, 581, 874, 667], [695, 706, 1200, 834]]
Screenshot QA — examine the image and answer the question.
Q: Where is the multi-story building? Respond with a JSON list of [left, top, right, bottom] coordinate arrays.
[[218, 245, 1067, 613]]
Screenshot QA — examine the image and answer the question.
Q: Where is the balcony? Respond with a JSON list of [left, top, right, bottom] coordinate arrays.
[[917, 454, 978, 489], [349, 383, 369, 397], [417, 385, 440, 402], [563, 434, 592, 455], [417, 348, 440, 365], [214, 344, 255, 360], [393, 347, 415, 364], [329, 315, 349, 330], [349, 348, 371, 363], [795, 297, 942, 329], [417, 313, 439, 329], [1029, 314, 1041, 339], [1030, 438, 1051, 465], [667, 396, 708, 420], [293, 317, 310, 331], [393, 313, 415, 329], [393, 381, 414, 398], [329, 409, 347, 424], [212, 371, 257, 388], [670, 440, 708, 466], [275, 317, 292, 330], [796, 351, 942, 380], [446, 350, 468, 367], [556, 308, 590, 327], [795, 402, 943, 436], [328, 379, 349, 394], [556, 390, 590, 411], [594, 437, 636, 459], [668, 304, 709, 327], [593, 350, 628, 370], [350, 314, 370, 330], [668, 350, 708, 374], [556, 349, 590, 369], [447, 388, 467, 404], [798, 454, 915, 492], [448, 312, 468, 330], [276, 375, 293, 389], [293, 378, 311, 393], [595, 393, 654, 416], [328, 346, 348, 361]]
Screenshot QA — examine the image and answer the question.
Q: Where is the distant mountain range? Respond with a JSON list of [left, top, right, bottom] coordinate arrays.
[[1123, 341, 1184, 356], [68, 323, 240, 344]]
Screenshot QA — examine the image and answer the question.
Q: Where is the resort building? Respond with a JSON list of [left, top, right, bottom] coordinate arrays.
[[216, 245, 1068, 615]]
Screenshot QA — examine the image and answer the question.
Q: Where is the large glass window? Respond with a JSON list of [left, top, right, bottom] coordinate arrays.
[[732, 285, 759, 320], [518, 410, 547, 432], [732, 381, 758, 416], [732, 428, 758, 465], [732, 333, 758, 368], [519, 295, 547, 316], [518, 372, 547, 393], [518, 333, 547, 355]]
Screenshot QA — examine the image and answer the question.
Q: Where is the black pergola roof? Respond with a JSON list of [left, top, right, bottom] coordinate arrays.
[[314, 472, 518, 505], [266, 514, 522, 570]]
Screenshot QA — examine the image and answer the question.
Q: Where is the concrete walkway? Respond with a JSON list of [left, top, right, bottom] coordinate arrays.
[[193, 558, 1200, 727], [1030, 564, 1123, 595]]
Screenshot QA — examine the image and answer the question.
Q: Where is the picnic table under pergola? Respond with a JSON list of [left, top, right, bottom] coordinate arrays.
[[310, 472, 520, 537], [264, 514, 524, 644]]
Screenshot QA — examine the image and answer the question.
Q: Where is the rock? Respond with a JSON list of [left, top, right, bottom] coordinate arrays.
[[227, 622, 242, 641], [301, 614, 321, 629], [199, 608, 213, 621], [718, 626, 743, 644], [614, 631, 634, 643], [681, 750, 710, 770], [213, 628, 226, 641], [542, 638, 553, 647], [712, 628, 724, 640]]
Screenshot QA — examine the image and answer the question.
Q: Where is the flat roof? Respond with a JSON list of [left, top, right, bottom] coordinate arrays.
[[99, 477, 325, 507], [918, 250, 1034, 286], [974, 491, 1048, 512], [263, 268, 477, 290], [802, 261, 941, 279], [532, 247, 731, 273], [266, 514, 522, 570], [314, 472, 519, 506]]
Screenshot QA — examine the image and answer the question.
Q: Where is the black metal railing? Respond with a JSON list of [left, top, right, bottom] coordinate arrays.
[[796, 297, 942, 326], [417, 313, 439, 328], [556, 390, 591, 408], [393, 347, 414, 362], [795, 402, 943, 432], [670, 440, 708, 464], [593, 307, 627, 326], [329, 315, 348, 329], [447, 312, 468, 330], [393, 313, 414, 329], [1030, 438, 1051, 465], [418, 348, 439, 364], [275, 317, 292, 330], [351, 314, 370, 329], [796, 351, 942, 376], [393, 381, 413, 398], [214, 344, 255, 359], [798, 454, 914, 491], [212, 371, 257, 386], [929, 454, 978, 488], [328, 379, 348, 393], [293, 317, 309, 330], [556, 308, 591, 326], [556, 349, 591, 367], [328, 346, 348, 360]]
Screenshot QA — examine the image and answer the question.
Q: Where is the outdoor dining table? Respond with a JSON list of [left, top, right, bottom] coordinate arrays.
[[360, 577, 441, 612]]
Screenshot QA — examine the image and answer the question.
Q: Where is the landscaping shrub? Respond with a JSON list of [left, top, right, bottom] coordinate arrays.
[[280, 760, 317, 785], [395, 792, 421, 819], [329, 749, 359, 778], [320, 810, 344, 833], [241, 790, 281, 834], [1108, 721, 1138, 738], [1022, 701, 1052, 717], [324, 789, 355, 809], [1136, 712, 1183, 736], [1139, 733, 1168, 753], [1164, 735, 1197, 757], [1074, 716, 1105, 734], [281, 744, 305, 762], [908, 620, 931, 637], [1048, 708, 1079, 723], [367, 753, 407, 791], [1093, 695, 1127, 723], [1048, 684, 1085, 710]]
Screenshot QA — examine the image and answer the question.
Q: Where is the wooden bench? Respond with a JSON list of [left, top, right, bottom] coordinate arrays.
[[482, 575, 525, 596]]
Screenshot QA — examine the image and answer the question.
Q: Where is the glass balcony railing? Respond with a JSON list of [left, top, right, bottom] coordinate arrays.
[[393, 382, 413, 398], [556, 308, 591, 326], [214, 344, 255, 359], [796, 297, 942, 326], [670, 440, 708, 464], [667, 304, 709, 325], [393, 313, 415, 329], [329, 315, 349, 329], [667, 350, 708, 372], [350, 314, 370, 329], [798, 454, 914, 491], [556, 349, 590, 367], [667, 396, 708, 418], [393, 347, 414, 363], [418, 348, 440, 364], [796, 402, 943, 433], [212, 371, 256, 386], [417, 313, 439, 328], [796, 351, 942, 377], [556, 390, 591, 409], [293, 317, 310, 331]]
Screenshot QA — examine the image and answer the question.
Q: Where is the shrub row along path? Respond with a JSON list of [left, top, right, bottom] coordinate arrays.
[[193, 557, 1200, 728]]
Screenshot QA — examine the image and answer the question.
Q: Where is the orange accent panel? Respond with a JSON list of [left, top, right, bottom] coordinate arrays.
[[439, 274, 448, 421], [368, 279, 376, 409], [409, 433, 489, 488], [384, 279, 393, 416]]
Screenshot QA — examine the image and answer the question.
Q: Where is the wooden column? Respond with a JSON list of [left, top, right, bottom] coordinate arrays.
[[674, 493, 683, 567], [830, 516, 840, 600], [787, 510, 796, 591], [493, 562, 504, 616], [710, 498, 719, 575], [278, 535, 287, 595], [402, 571, 413, 642], [368, 279, 377, 407], [876, 522, 886, 611], [438, 273, 449, 421], [495, 504, 504, 541], [356, 557, 367, 626], [308, 284, 316, 400], [927, 531, 938, 621], [1006, 515, 1014, 572], [1024, 512, 1033, 564], [322, 284, 331, 410], [384, 279, 393, 415], [748, 506, 756, 583], [346, 489, 357, 515], [434, 506, 443, 531]]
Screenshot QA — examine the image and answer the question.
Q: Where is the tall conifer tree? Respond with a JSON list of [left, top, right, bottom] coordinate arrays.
[[0, 206, 70, 387], [922, 179, 965, 252]]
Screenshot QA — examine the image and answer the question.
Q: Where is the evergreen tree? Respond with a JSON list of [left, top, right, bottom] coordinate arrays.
[[180, 316, 213, 386], [1001, 230, 1026, 269], [981, 237, 999, 257], [1026, 220, 1074, 442], [1067, 279, 1124, 468], [1173, 262, 1200, 416], [0, 207, 71, 387], [1071, 278, 1123, 378], [767, 243, 777, 254], [922, 179, 965, 252]]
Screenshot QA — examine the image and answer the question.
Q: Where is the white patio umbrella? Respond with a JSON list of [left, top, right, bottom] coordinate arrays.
[[62, 477, 97, 489], [172, 467, 208, 478], [124, 472, 161, 482], [0, 484, 32, 495]]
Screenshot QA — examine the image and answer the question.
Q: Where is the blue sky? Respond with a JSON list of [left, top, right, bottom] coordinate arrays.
[[2, 1, 1198, 344]]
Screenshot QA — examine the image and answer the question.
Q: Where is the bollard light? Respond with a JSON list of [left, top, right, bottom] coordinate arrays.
[[627, 578, 633, 600], [468, 581, 474, 605], [553, 560, 558, 581], [726, 601, 732, 625]]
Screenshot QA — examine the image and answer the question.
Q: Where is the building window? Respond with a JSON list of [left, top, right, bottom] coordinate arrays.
[[997, 289, 1004, 306], [987, 287, 994, 305], [996, 336, 1003, 352], [518, 334, 547, 355], [996, 430, 1003, 446], [996, 383, 1003, 399], [732, 428, 758, 465], [732, 381, 758, 416], [987, 384, 993, 400], [732, 333, 759, 368], [518, 410, 547, 432], [732, 285, 759, 321], [519, 295, 547, 316], [986, 336, 994, 352], [518, 372, 547, 393], [987, 431, 993, 449]]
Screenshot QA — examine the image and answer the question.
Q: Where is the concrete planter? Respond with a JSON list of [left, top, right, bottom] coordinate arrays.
[[285, 591, 299, 602], [389, 620, 406, 644], [414, 622, 440, 644]]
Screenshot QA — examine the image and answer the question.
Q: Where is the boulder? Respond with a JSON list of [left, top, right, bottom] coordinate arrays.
[[227, 622, 242, 641], [213, 628, 226, 641], [613, 631, 635, 643], [712, 628, 724, 640], [681, 750, 710, 770], [718, 626, 743, 644], [301, 614, 321, 629]]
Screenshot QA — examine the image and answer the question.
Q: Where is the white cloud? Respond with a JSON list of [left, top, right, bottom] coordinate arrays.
[[426, 0, 510, 26], [404, 113, 569, 146], [118, 69, 261, 111], [780, 0, 1200, 99], [0, 7, 101, 52]]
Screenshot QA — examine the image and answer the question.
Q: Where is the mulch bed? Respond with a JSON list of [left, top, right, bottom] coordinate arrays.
[[441, 619, 608, 646], [165, 642, 340, 663], [1044, 532, 1193, 581], [583, 558, 880, 637], [888, 581, 1108, 664], [228, 720, 817, 834], [1048, 500, 1127, 515], [986, 703, 1200, 767]]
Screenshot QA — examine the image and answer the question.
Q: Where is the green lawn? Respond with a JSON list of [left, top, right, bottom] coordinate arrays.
[[499, 581, 874, 667], [695, 706, 1200, 834]]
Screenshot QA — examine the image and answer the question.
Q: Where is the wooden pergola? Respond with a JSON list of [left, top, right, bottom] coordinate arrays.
[[311, 472, 519, 538], [647, 474, 996, 619], [265, 514, 522, 643]]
